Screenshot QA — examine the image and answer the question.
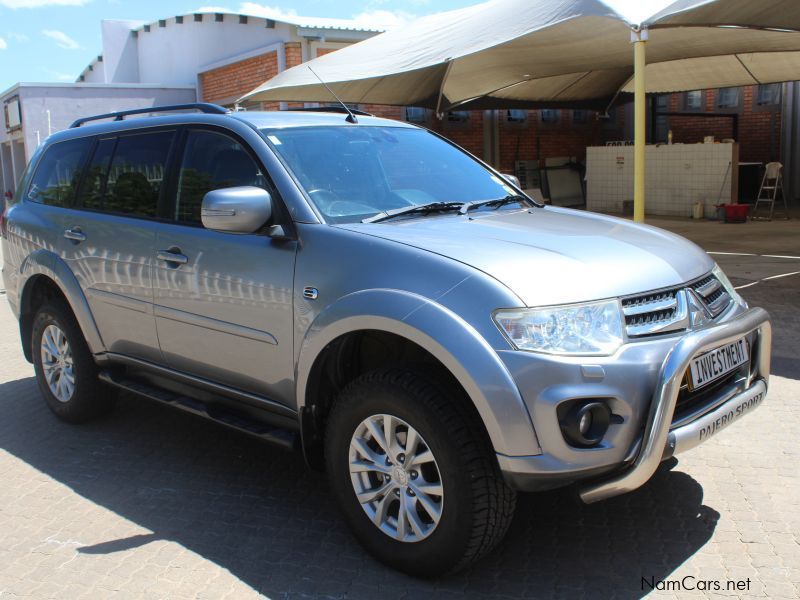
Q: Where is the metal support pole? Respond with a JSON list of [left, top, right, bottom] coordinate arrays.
[[632, 28, 648, 223]]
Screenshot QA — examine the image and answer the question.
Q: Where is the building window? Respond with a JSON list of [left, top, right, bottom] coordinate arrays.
[[654, 94, 670, 142], [4, 96, 22, 132], [405, 107, 427, 123], [716, 87, 741, 109], [539, 109, 559, 124], [446, 111, 469, 123], [572, 109, 589, 124], [756, 83, 781, 106], [684, 90, 703, 110], [506, 109, 527, 123]]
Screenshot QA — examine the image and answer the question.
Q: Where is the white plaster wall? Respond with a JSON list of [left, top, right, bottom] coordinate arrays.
[[101, 20, 142, 83], [15, 85, 196, 162], [586, 143, 736, 217], [135, 17, 297, 86]]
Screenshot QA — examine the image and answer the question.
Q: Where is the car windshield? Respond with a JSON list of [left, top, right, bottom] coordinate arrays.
[[260, 126, 516, 223]]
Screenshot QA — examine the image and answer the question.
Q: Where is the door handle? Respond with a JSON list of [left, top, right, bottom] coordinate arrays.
[[63, 228, 86, 242], [157, 249, 189, 265]]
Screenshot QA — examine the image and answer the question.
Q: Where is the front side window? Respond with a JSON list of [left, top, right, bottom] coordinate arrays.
[[262, 126, 513, 223], [27, 137, 92, 207], [175, 130, 267, 224]]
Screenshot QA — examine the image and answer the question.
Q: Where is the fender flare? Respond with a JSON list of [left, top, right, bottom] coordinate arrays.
[[18, 249, 105, 356], [296, 289, 541, 457]]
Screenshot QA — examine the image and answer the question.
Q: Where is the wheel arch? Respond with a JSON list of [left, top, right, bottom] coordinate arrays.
[[296, 289, 541, 468], [18, 249, 104, 362]]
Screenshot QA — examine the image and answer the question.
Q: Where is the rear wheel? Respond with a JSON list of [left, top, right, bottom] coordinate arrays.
[[32, 301, 117, 423], [325, 368, 516, 576]]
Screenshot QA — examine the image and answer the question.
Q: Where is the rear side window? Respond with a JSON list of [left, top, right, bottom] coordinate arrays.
[[104, 131, 174, 217], [26, 138, 92, 207], [175, 130, 266, 223], [77, 130, 175, 218], [77, 137, 116, 212]]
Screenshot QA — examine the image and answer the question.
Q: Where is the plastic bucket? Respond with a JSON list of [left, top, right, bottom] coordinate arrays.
[[724, 204, 749, 223]]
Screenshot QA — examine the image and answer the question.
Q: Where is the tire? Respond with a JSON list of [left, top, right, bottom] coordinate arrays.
[[31, 300, 117, 423], [325, 367, 516, 576]]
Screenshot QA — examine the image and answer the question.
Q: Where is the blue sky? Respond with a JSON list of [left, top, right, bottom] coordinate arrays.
[[0, 0, 671, 94]]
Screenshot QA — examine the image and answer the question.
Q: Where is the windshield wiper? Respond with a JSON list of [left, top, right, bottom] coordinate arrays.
[[362, 201, 465, 223], [458, 194, 536, 215]]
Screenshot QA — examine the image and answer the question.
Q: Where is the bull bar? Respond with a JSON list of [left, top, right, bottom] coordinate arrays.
[[580, 307, 772, 504]]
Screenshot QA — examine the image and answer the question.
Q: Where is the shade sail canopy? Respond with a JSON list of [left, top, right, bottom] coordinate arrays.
[[240, 0, 800, 110]]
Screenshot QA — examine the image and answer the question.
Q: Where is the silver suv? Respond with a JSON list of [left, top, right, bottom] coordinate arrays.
[[1, 104, 771, 576]]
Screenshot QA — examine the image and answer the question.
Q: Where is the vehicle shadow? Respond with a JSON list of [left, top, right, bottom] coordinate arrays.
[[0, 377, 717, 599]]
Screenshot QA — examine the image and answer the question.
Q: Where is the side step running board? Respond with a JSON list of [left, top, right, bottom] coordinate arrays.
[[99, 371, 298, 451]]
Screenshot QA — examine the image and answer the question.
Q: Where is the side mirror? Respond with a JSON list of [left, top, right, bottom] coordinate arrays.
[[501, 173, 522, 189], [201, 186, 272, 233]]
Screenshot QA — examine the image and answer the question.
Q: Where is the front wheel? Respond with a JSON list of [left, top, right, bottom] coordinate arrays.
[[325, 368, 516, 576]]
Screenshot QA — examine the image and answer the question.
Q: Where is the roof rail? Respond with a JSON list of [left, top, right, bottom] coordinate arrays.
[[69, 103, 229, 128], [287, 106, 374, 117]]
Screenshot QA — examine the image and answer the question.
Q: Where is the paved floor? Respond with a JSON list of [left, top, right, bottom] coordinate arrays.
[[0, 216, 798, 599]]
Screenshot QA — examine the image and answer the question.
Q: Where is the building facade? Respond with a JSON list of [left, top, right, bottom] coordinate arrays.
[[2, 8, 798, 207]]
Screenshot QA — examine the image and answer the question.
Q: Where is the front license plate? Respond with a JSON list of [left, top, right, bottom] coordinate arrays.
[[689, 337, 749, 390]]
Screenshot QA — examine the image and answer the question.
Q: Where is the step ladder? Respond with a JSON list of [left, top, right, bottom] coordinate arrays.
[[752, 162, 790, 220]]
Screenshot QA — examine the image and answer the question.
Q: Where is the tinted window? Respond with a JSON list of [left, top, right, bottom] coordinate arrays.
[[27, 137, 92, 207], [104, 131, 174, 217], [175, 130, 266, 223], [77, 137, 116, 211]]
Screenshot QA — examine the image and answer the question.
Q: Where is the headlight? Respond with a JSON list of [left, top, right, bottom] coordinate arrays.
[[494, 299, 624, 356], [712, 263, 747, 308]]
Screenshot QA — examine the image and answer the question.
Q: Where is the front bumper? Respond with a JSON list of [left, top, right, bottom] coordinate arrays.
[[578, 306, 771, 503]]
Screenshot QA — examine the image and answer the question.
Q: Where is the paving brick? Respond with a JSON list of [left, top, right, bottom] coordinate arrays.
[[1, 225, 799, 598]]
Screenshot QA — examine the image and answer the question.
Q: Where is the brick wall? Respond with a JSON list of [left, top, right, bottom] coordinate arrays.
[[663, 86, 781, 163], [495, 110, 620, 172], [200, 51, 278, 105]]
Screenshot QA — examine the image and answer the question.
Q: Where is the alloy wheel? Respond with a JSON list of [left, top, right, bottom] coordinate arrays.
[[40, 324, 75, 403], [348, 413, 444, 542]]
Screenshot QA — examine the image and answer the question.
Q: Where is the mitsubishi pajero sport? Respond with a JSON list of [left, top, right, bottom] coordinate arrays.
[[1, 103, 771, 575]]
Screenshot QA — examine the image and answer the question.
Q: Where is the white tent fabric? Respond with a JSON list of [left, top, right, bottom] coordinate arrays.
[[240, 0, 800, 110]]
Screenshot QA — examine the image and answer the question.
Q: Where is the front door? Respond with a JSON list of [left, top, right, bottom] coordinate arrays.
[[153, 128, 297, 406]]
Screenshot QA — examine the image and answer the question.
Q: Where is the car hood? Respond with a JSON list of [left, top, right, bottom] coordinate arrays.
[[337, 207, 715, 306]]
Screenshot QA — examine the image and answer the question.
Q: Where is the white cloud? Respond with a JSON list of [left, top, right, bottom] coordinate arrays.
[[0, 36, 7, 49], [1, 0, 89, 8], [193, 5, 232, 12], [350, 9, 414, 30], [7, 32, 30, 42], [41, 29, 80, 49], [236, 3, 298, 20]]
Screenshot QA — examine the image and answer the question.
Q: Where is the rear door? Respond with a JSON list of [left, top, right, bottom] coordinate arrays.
[[153, 127, 297, 405], [20, 136, 93, 271], [63, 128, 176, 363]]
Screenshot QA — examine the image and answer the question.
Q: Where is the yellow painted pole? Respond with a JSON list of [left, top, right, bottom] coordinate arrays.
[[631, 28, 648, 223]]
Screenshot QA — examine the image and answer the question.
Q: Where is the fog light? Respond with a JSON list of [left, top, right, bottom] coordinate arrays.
[[578, 410, 592, 435], [559, 400, 611, 448]]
